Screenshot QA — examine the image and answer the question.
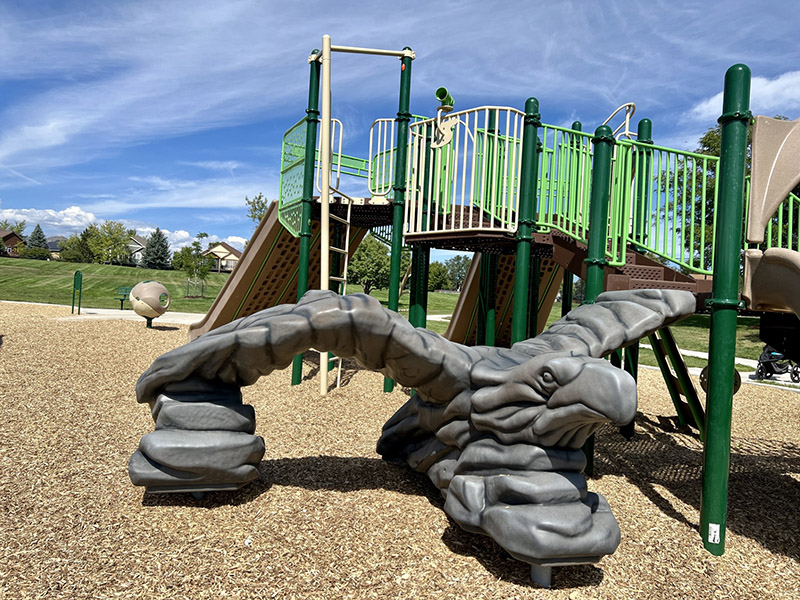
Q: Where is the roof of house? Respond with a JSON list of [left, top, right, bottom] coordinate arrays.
[[0, 230, 24, 244], [202, 241, 243, 260], [129, 235, 148, 250]]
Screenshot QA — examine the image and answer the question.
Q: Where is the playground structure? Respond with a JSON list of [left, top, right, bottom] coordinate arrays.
[[132, 36, 800, 582], [129, 281, 171, 328]]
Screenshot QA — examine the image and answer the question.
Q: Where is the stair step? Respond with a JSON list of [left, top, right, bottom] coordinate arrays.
[[618, 264, 664, 280], [628, 279, 696, 291]]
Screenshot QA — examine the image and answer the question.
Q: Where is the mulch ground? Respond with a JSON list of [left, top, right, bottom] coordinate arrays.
[[0, 302, 798, 599]]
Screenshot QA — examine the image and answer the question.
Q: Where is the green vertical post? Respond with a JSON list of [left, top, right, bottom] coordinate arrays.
[[409, 246, 430, 328], [561, 272, 573, 317], [581, 124, 616, 476], [584, 125, 615, 303], [384, 48, 413, 392], [560, 120, 582, 319], [512, 98, 541, 344], [409, 122, 432, 329], [292, 52, 321, 385], [71, 270, 82, 315], [700, 64, 751, 555], [634, 119, 653, 248], [527, 255, 541, 338], [477, 253, 498, 345]]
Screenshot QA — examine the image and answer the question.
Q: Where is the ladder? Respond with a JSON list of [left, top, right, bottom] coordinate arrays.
[[648, 327, 706, 440], [319, 197, 353, 392]]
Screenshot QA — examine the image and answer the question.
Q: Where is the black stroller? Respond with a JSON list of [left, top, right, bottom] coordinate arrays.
[[755, 344, 800, 382]]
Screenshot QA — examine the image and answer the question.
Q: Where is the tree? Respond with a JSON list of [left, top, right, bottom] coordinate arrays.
[[348, 234, 390, 296], [0, 219, 26, 236], [245, 193, 270, 224], [141, 228, 171, 270], [444, 254, 471, 290], [428, 261, 449, 291], [60, 232, 95, 263], [173, 232, 213, 283], [88, 220, 133, 264], [20, 224, 51, 260], [26, 224, 48, 249]]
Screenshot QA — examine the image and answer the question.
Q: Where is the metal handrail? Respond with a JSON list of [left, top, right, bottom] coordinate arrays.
[[404, 106, 525, 238]]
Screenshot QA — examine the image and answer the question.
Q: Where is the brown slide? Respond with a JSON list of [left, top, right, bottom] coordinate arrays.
[[445, 254, 563, 347], [188, 202, 368, 340]]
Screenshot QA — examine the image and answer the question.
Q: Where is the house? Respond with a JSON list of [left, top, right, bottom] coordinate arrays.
[[202, 241, 242, 272], [128, 235, 148, 265], [46, 236, 66, 259], [0, 230, 24, 257]]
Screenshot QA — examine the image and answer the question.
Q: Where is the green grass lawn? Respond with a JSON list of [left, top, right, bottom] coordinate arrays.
[[0, 257, 767, 369], [0, 257, 229, 313]]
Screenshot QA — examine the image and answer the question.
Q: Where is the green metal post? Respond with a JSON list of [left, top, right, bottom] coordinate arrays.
[[384, 48, 413, 393], [561, 272, 573, 317], [528, 255, 541, 338], [477, 253, 498, 345], [634, 119, 653, 248], [292, 52, 321, 385], [700, 64, 751, 555], [512, 98, 541, 344], [559, 120, 582, 318], [584, 125, 615, 303], [581, 124, 616, 476], [409, 246, 430, 328], [409, 121, 432, 329], [71, 270, 82, 315]]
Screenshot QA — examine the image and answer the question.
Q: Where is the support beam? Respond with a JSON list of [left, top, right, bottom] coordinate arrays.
[[700, 64, 751, 555]]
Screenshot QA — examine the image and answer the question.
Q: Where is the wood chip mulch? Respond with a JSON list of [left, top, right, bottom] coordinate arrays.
[[0, 302, 798, 599]]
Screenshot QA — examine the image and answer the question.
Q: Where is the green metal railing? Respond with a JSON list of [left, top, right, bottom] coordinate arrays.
[[618, 140, 720, 274], [535, 124, 594, 246], [279, 116, 372, 237]]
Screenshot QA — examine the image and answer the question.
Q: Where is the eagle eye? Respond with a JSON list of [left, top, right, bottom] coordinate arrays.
[[541, 370, 555, 384]]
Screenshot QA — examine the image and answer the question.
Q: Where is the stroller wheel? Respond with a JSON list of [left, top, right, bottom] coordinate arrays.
[[792, 365, 800, 384], [756, 365, 766, 380]]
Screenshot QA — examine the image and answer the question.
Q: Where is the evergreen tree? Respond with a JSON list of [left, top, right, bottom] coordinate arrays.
[[141, 227, 171, 269], [20, 224, 51, 260], [26, 224, 48, 249]]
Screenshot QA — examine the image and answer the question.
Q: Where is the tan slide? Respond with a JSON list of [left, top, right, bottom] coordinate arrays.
[[188, 203, 367, 340]]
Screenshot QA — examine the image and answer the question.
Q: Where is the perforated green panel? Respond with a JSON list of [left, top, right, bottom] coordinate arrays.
[[278, 118, 308, 237]]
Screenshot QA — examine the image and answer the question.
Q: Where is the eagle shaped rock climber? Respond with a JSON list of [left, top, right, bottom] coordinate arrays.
[[129, 288, 695, 568]]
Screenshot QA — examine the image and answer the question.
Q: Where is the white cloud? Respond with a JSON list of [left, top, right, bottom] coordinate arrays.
[[0, 205, 96, 235], [688, 71, 800, 122]]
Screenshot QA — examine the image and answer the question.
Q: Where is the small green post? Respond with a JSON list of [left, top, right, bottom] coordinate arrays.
[[512, 98, 541, 344], [292, 51, 321, 385], [385, 48, 414, 393], [71, 270, 82, 315], [700, 64, 751, 555]]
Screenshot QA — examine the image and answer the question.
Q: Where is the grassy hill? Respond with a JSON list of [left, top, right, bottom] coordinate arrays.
[[0, 257, 229, 313], [0, 257, 764, 365]]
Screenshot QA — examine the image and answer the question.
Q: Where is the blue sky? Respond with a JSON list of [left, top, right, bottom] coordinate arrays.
[[0, 0, 798, 255]]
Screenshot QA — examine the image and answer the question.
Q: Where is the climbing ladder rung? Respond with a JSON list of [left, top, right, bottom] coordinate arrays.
[[330, 276, 347, 283], [331, 246, 347, 254], [329, 214, 349, 225]]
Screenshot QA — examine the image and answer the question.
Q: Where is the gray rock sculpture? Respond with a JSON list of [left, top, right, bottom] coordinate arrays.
[[129, 288, 694, 580]]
